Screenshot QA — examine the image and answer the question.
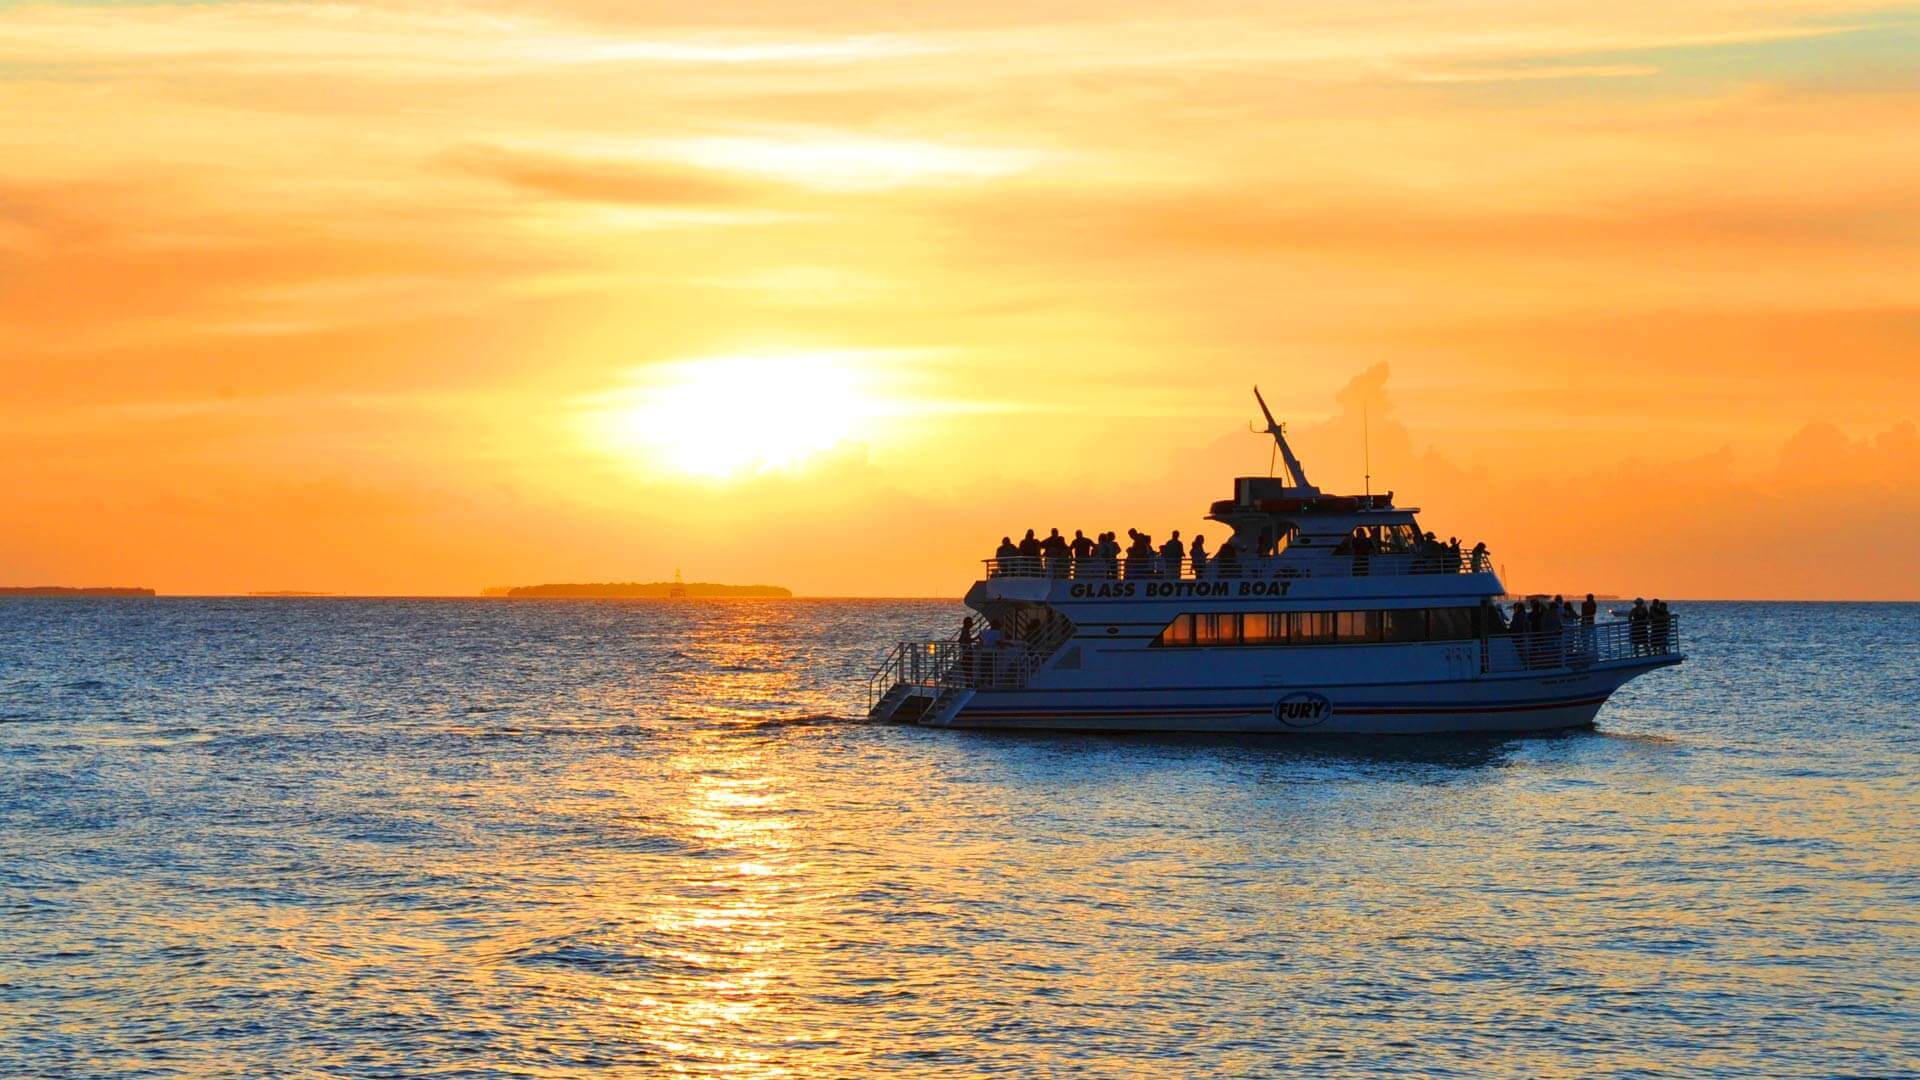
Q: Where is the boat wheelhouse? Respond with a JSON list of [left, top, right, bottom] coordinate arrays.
[[866, 390, 1682, 734]]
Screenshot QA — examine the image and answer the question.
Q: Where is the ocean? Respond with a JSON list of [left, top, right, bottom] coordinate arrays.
[[2, 598, 1915, 1076]]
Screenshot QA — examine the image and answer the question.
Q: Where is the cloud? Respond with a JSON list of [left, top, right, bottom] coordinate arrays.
[[445, 144, 764, 205]]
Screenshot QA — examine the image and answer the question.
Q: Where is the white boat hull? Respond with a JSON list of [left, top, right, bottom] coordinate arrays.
[[925, 660, 1676, 735]]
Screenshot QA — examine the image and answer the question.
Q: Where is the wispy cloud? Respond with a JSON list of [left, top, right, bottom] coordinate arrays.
[[1408, 63, 1659, 83]]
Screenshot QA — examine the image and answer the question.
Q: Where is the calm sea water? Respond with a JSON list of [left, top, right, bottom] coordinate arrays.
[[1, 599, 1915, 1077]]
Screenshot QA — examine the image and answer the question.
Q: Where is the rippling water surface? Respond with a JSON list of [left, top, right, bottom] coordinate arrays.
[[2, 599, 1915, 1076]]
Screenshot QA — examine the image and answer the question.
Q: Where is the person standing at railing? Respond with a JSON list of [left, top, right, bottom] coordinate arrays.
[[1069, 529, 1094, 577], [1471, 541, 1489, 573], [1481, 598, 1507, 633], [1650, 599, 1671, 655], [1629, 598, 1650, 655], [1352, 530, 1374, 577], [1014, 528, 1041, 577], [1581, 594, 1597, 626], [1160, 531, 1185, 578], [1509, 601, 1531, 667], [1412, 532, 1441, 573], [955, 616, 978, 686], [977, 621, 1003, 687], [1215, 539, 1240, 579], [994, 536, 1018, 573], [1041, 528, 1071, 577], [1124, 529, 1152, 579], [1096, 531, 1120, 578], [1541, 597, 1565, 666], [1190, 535, 1209, 579], [1446, 538, 1463, 573]]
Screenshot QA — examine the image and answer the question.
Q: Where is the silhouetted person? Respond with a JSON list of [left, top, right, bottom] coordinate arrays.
[[1650, 599, 1671, 654], [1509, 601, 1530, 665], [995, 536, 1018, 560], [1470, 541, 1489, 572], [1096, 531, 1121, 578], [1041, 528, 1070, 576], [1541, 597, 1565, 665], [977, 620, 1003, 686], [1122, 529, 1146, 579], [1446, 537, 1462, 573], [1070, 529, 1094, 559], [1216, 540, 1240, 579], [1581, 593, 1597, 626], [1160, 530, 1185, 576], [1352, 530, 1373, 577], [1630, 598, 1650, 655], [1482, 598, 1507, 633], [1189, 534, 1208, 578], [955, 616, 977, 684], [1018, 528, 1041, 558]]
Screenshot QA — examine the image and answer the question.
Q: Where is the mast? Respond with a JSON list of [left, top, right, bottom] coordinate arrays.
[[1252, 386, 1316, 494]]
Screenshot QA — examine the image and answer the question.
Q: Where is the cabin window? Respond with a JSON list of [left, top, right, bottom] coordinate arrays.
[[1153, 607, 1483, 647], [1290, 611, 1333, 644], [1242, 612, 1283, 644], [1382, 608, 1426, 643], [1194, 612, 1238, 645], [1428, 608, 1476, 641], [1335, 610, 1377, 643]]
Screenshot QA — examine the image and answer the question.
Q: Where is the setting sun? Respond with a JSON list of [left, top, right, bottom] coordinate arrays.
[[589, 352, 884, 479]]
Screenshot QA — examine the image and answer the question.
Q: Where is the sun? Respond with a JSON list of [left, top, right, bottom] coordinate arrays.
[[592, 352, 882, 479]]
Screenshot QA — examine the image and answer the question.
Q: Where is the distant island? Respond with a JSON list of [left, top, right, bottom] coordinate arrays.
[[247, 591, 333, 597], [497, 582, 792, 599], [0, 586, 155, 597]]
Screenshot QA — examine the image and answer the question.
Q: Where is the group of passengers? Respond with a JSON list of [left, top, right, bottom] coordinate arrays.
[[1338, 530, 1485, 576], [1629, 597, 1674, 656], [1492, 593, 1673, 665], [992, 526, 1489, 578], [994, 528, 1203, 579]]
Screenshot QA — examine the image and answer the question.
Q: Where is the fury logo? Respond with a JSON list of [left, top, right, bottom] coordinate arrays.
[[1273, 691, 1332, 728]]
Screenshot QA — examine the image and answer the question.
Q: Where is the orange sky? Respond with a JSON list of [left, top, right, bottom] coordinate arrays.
[[3, 0, 1916, 598]]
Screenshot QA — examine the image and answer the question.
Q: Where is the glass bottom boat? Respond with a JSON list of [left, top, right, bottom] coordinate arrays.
[[866, 391, 1682, 734]]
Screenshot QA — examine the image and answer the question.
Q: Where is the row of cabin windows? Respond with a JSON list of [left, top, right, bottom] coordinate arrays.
[[1155, 607, 1482, 647]]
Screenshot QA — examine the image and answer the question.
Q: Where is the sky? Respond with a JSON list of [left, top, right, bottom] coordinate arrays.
[[2, 0, 1917, 598]]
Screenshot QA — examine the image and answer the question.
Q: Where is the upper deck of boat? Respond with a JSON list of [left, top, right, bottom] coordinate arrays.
[[982, 547, 1493, 583]]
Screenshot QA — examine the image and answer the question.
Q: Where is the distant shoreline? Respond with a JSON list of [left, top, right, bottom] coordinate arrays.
[[0, 586, 155, 597], [493, 582, 792, 599]]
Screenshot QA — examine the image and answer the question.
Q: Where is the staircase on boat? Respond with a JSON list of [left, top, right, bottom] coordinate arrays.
[[866, 618, 1075, 724]]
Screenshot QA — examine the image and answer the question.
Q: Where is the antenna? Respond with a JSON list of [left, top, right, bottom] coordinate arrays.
[[1363, 403, 1371, 501]]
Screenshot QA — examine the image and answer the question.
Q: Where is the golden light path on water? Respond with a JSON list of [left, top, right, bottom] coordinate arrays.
[[0, 598, 1914, 1075]]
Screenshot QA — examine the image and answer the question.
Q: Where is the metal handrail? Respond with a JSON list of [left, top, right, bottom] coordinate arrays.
[[1483, 615, 1681, 673], [983, 548, 1492, 581], [866, 628, 1067, 711]]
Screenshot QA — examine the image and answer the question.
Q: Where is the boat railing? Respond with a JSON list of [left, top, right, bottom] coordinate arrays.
[[983, 548, 1492, 581], [866, 633, 1060, 712], [1482, 615, 1682, 673]]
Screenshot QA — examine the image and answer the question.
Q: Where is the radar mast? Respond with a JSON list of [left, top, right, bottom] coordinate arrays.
[[1252, 386, 1318, 495]]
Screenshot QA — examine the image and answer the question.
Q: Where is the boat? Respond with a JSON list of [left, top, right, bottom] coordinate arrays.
[[866, 389, 1683, 734]]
